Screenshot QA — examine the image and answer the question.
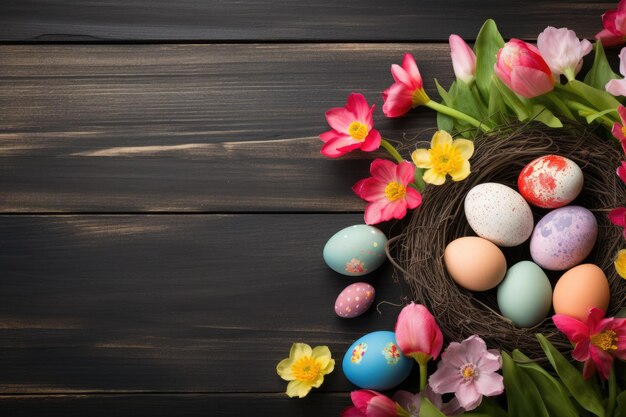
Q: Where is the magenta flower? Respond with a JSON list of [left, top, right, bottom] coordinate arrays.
[[553, 308, 626, 380], [319, 93, 381, 158], [429, 335, 504, 411], [609, 207, 626, 239], [611, 106, 626, 141], [393, 387, 464, 417], [494, 39, 554, 98], [395, 302, 443, 366], [596, 0, 626, 47], [341, 390, 400, 417], [382, 53, 430, 118], [449, 35, 476, 84], [352, 159, 422, 225], [618, 161, 626, 184]]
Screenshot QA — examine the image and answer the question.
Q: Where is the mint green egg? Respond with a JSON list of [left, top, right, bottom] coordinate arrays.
[[497, 261, 552, 327], [323, 225, 387, 276]]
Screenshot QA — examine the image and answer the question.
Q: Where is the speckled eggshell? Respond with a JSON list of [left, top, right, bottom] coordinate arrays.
[[335, 282, 375, 318], [530, 206, 597, 271], [518, 155, 583, 208], [342, 331, 413, 390], [553, 264, 610, 321], [464, 183, 534, 247], [323, 225, 387, 276]]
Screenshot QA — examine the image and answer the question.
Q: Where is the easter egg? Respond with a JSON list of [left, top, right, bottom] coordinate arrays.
[[530, 206, 597, 271], [323, 225, 387, 276], [464, 183, 534, 247], [553, 264, 610, 321], [444, 236, 507, 291], [342, 331, 412, 390], [335, 282, 375, 318], [497, 261, 552, 327], [518, 155, 583, 208]]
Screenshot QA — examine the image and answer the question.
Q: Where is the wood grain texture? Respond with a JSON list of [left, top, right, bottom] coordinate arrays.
[[0, 214, 415, 393], [0, 44, 448, 212], [0, 0, 610, 42]]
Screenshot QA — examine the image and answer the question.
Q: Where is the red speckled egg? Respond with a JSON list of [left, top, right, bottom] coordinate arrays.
[[335, 282, 375, 318], [518, 155, 583, 209]]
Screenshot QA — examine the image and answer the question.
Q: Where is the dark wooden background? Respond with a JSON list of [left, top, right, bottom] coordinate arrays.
[[0, 1, 616, 415]]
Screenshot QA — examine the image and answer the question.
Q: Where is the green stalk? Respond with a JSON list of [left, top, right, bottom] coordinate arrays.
[[419, 362, 428, 391], [606, 366, 616, 417], [380, 139, 404, 163], [425, 100, 491, 133]]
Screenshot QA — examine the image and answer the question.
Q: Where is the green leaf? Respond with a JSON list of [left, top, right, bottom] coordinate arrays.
[[502, 351, 550, 417], [492, 76, 530, 121], [419, 397, 447, 417], [413, 167, 426, 192], [565, 80, 622, 114], [536, 334, 605, 417], [474, 19, 505, 103], [530, 104, 563, 128], [584, 41, 620, 91], [435, 78, 453, 105], [472, 397, 508, 417], [486, 80, 508, 125], [513, 350, 579, 417], [454, 80, 483, 120], [616, 390, 626, 417], [436, 112, 455, 131], [585, 108, 617, 124]]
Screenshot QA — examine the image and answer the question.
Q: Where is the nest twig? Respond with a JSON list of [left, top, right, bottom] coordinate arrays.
[[388, 122, 626, 358]]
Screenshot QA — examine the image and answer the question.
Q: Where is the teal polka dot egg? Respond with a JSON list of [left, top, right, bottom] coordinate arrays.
[[323, 225, 387, 276], [342, 331, 413, 390]]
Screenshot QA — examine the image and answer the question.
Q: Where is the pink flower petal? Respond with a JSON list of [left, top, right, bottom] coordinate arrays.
[[370, 159, 399, 183], [390, 201, 408, 220], [380, 201, 400, 221], [326, 107, 355, 133], [553, 314, 589, 344], [572, 341, 591, 362], [456, 381, 482, 411], [355, 177, 387, 203], [346, 93, 370, 124], [450, 34, 477, 83], [609, 207, 626, 227], [402, 53, 422, 87], [475, 372, 504, 397], [612, 122, 625, 141], [596, 29, 626, 47], [367, 395, 399, 417], [429, 363, 462, 394], [460, 335, 488, 364], [361, 128, 382, 152], [476, 349, 502, 373], [438, 341, 466, 369], [319, 129, 341, 143], [606, 78, 626, 96], [351, 390, 378, 413], [618, 105, 626, 124], [341, 406, 365, 417], [382, 83, 414, 118], [395, 161, 415, 185], [364, 201, 388, 225], [582, 358, 597, 379], [589, 347, 613, 380], [404, 187, 422, 209], [352, 178, 368, 198], [510, 66, 554, 98], [321, 134, 359, 158]]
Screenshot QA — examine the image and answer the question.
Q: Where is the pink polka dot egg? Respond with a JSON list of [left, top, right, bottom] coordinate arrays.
[[335, 282, 375, 318]]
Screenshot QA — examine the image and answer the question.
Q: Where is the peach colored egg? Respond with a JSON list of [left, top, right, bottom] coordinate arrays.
[[444, 236, 507, 291], [553, 264, 610, 321]]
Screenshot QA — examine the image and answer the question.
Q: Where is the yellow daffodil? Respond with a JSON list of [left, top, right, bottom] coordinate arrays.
[[411, 130, 474, 185], [276, 343, 334, 398], [615, 249, 626, 279]]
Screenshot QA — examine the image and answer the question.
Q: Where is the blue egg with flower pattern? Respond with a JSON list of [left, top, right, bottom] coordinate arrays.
[[342, 331, 413, 390], [323, 225, 388, 276]]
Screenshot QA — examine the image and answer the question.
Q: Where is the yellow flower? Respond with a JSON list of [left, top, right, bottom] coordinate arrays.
[[276, 343, 335, 398], [410, 130, 474, 185], [615, 249, 626, 279]]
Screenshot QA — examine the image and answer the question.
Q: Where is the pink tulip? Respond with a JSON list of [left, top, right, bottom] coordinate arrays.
[[341, 390, 400, 417], [394, 302, 443, 365], [609, 206, 626, 239], [553, 308, 626, 380], [494, 39, 554, 98], [596, 0, 626, 47], [319, 93, 381, 158], [537, 26, 592, 80], [449, 34, 476, 84], [606, 48, 626, 96], [382, 53, 430, 118], [352, 159, 422, 225]]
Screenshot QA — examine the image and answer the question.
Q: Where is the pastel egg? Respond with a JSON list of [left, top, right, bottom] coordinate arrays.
[[553, 264, 610, 321], [323, 225, 387, 276], [530, 206, 597, 271], [335, 282, 375, 318], [444, 236, 507, 291], [342, 331, 412, 390], [497, 261, 552, 327], [464, 183, 534, 247], [518, 155, 583, 208]]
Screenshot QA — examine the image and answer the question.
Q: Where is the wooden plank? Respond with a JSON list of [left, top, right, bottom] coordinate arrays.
[[0, 0, 609, 42], [0, 44, 447, 212], [0, 393, 352, 417], [0, 214, 414, 393]]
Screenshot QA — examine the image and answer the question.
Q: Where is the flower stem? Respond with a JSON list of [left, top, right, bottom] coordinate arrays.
[[606, 365, 616, 417], [419, 362, 428, 391], [380, 139, 405, 163], [425, 100, 490, 133]]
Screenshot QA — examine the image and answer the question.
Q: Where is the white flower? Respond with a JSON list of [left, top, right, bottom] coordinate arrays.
[[537, 26, 592, 81]]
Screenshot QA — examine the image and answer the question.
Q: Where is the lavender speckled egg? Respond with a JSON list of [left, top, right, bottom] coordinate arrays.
[[464, 183, 534, 247], [335, 282, 375, 318], [530, 206, 597, 271]]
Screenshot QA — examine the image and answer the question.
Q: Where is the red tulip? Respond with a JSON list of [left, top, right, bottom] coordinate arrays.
[[395, 303, 443, 365], [494, 39, 554, 98], [341, 390, 401, 417]]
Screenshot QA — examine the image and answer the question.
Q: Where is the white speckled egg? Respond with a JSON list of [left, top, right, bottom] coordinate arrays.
[[530, 206, 597, 271], [323, 225, 387, 276], [464, 183, 534, 247], [335, 282, 375, 318], [518, 155, 583, 208]]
